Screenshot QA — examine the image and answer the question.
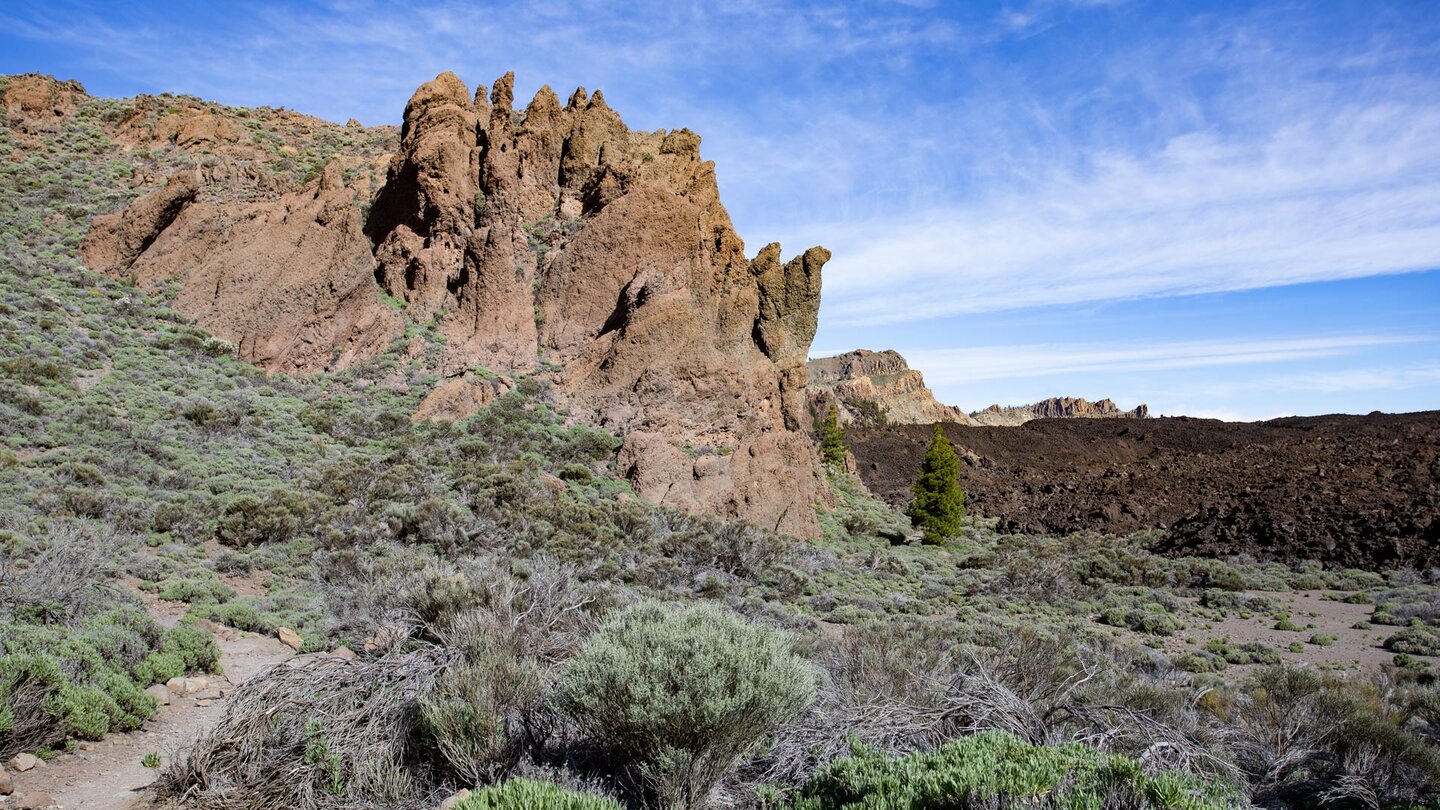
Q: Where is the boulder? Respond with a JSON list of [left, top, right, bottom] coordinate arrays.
[[146, 684, 172, 706], [7, 753, 39, 772], [331, 645, 357, 661], [412, 374, 511, 423], [0, 765, 12, 795], [10, 790, 55, 809], [438, 788, 472, 810], [363, 625, 407, 654], [277, 626, 304, 651]]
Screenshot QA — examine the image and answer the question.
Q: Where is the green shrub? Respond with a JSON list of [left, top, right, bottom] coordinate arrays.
[[304, 718, 345, 795], [1384, 621, 1440, 656], [216, 490, 310, 547], [142, 750, 161, 768], [135, 651, 185, 683], [1098, 588, 1181, 636], [783, 730, 1235, 809], [418, 652, 540, 785], [157, 577, 235, 605], [456, 778, 621, 810], [1203, 638, 1282, 666], [159, 624, 220, 672], [1272, 613, 1302, 632], [1199, 590, 1276, 613], [556, 602, 818, 809]]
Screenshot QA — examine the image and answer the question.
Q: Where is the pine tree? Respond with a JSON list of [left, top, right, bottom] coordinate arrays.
[[909, 424, 965, 545], [819, 405, 847, 468]]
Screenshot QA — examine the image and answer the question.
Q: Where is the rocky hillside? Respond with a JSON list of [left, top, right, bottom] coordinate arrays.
[[806, 350, 976, 426], [45, 71, 828, 537], [848, 412, 1440, 568], [972, 397, 1149, 426]]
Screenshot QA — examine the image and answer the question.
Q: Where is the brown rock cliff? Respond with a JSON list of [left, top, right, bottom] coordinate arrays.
[[81, 71, 830, 537], [806, 350, 976, 426]]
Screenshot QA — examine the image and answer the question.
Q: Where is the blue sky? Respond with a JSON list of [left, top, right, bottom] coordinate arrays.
[[4, 0, 1438, 420]]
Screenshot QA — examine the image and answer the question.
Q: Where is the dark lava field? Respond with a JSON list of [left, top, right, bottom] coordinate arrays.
[[849, 411, 1440, 568]]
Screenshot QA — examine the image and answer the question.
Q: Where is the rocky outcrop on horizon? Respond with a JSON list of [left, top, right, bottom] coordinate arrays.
[[806, 350, 977, 427], [75, 71, 830, 537], [972, 397, 1150, 426]]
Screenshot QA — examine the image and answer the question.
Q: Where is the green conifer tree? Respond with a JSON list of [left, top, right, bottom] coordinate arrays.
[[819, 405, 847, 468], [909, 424, 965, 545]]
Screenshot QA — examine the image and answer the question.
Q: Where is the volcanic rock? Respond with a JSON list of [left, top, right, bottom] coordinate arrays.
[[972, 396, 1149, 426], [83, 161, 404, 373], [1, 73, 84, 133], [807, 350, 975, 427], [847, 411, 1440, 569], [86, 70, 831, 536]]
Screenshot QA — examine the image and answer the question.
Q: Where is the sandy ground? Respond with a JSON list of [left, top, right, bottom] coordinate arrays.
[[1115, 589, 1419, 674], [5, 632, 294, 810]]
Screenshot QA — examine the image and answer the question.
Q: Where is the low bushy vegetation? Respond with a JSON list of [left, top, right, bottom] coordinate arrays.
[[456, 778, 621, 810], [779, 730, 1236, 809]]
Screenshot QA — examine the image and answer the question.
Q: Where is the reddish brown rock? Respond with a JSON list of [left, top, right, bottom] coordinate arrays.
[[81, 172, 199, 273], [83, 71, 830, 537], [413, 374, 512, 423], [807, 350, 976, 427], [84, 161, 403, 373], [972, 396, 1150, 426], [1, 73, 84, 132], [9, 790, 53, 809], [365, 72, 831, 535]]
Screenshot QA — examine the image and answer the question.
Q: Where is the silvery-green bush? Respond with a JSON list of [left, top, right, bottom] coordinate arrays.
[[556, 602, 818, 809]]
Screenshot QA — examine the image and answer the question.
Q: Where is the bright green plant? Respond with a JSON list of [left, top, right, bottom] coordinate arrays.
[[456, 778, 621, 810], [783, 730, 1237, 809], [142, 750, 161, 768], [908, 425, 965, 545]]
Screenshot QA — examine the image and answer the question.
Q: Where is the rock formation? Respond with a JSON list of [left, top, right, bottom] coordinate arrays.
[[82, 163, 404, 373], [81, 71, 830, 537], [806, 350, 976, 426], [1, 73, 85, 134], [972, 397, 1149, 426]]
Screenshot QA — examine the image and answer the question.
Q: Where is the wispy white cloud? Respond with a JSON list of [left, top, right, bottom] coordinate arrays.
[[810, 98, 1440, 325], [894, 334, 1428, 385]]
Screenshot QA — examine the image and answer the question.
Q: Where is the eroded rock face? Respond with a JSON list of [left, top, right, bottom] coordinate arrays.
[[82, 162, 404, 373], [361, 72, 829, 535], [83, 71, 830, 537], [1, 73, 85, 133], [973, 397, 1150, 426], [807, 350, 975, 427]]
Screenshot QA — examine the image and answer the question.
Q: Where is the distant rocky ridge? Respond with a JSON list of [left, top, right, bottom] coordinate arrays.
[[806, 349, 1146, 428], [972, 397, 1150, 426], [24, 71, 831, 537], [806, 350, 976, 426]]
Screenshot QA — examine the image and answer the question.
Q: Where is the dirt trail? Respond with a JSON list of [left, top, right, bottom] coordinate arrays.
[[7, 632, 293, 810]]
